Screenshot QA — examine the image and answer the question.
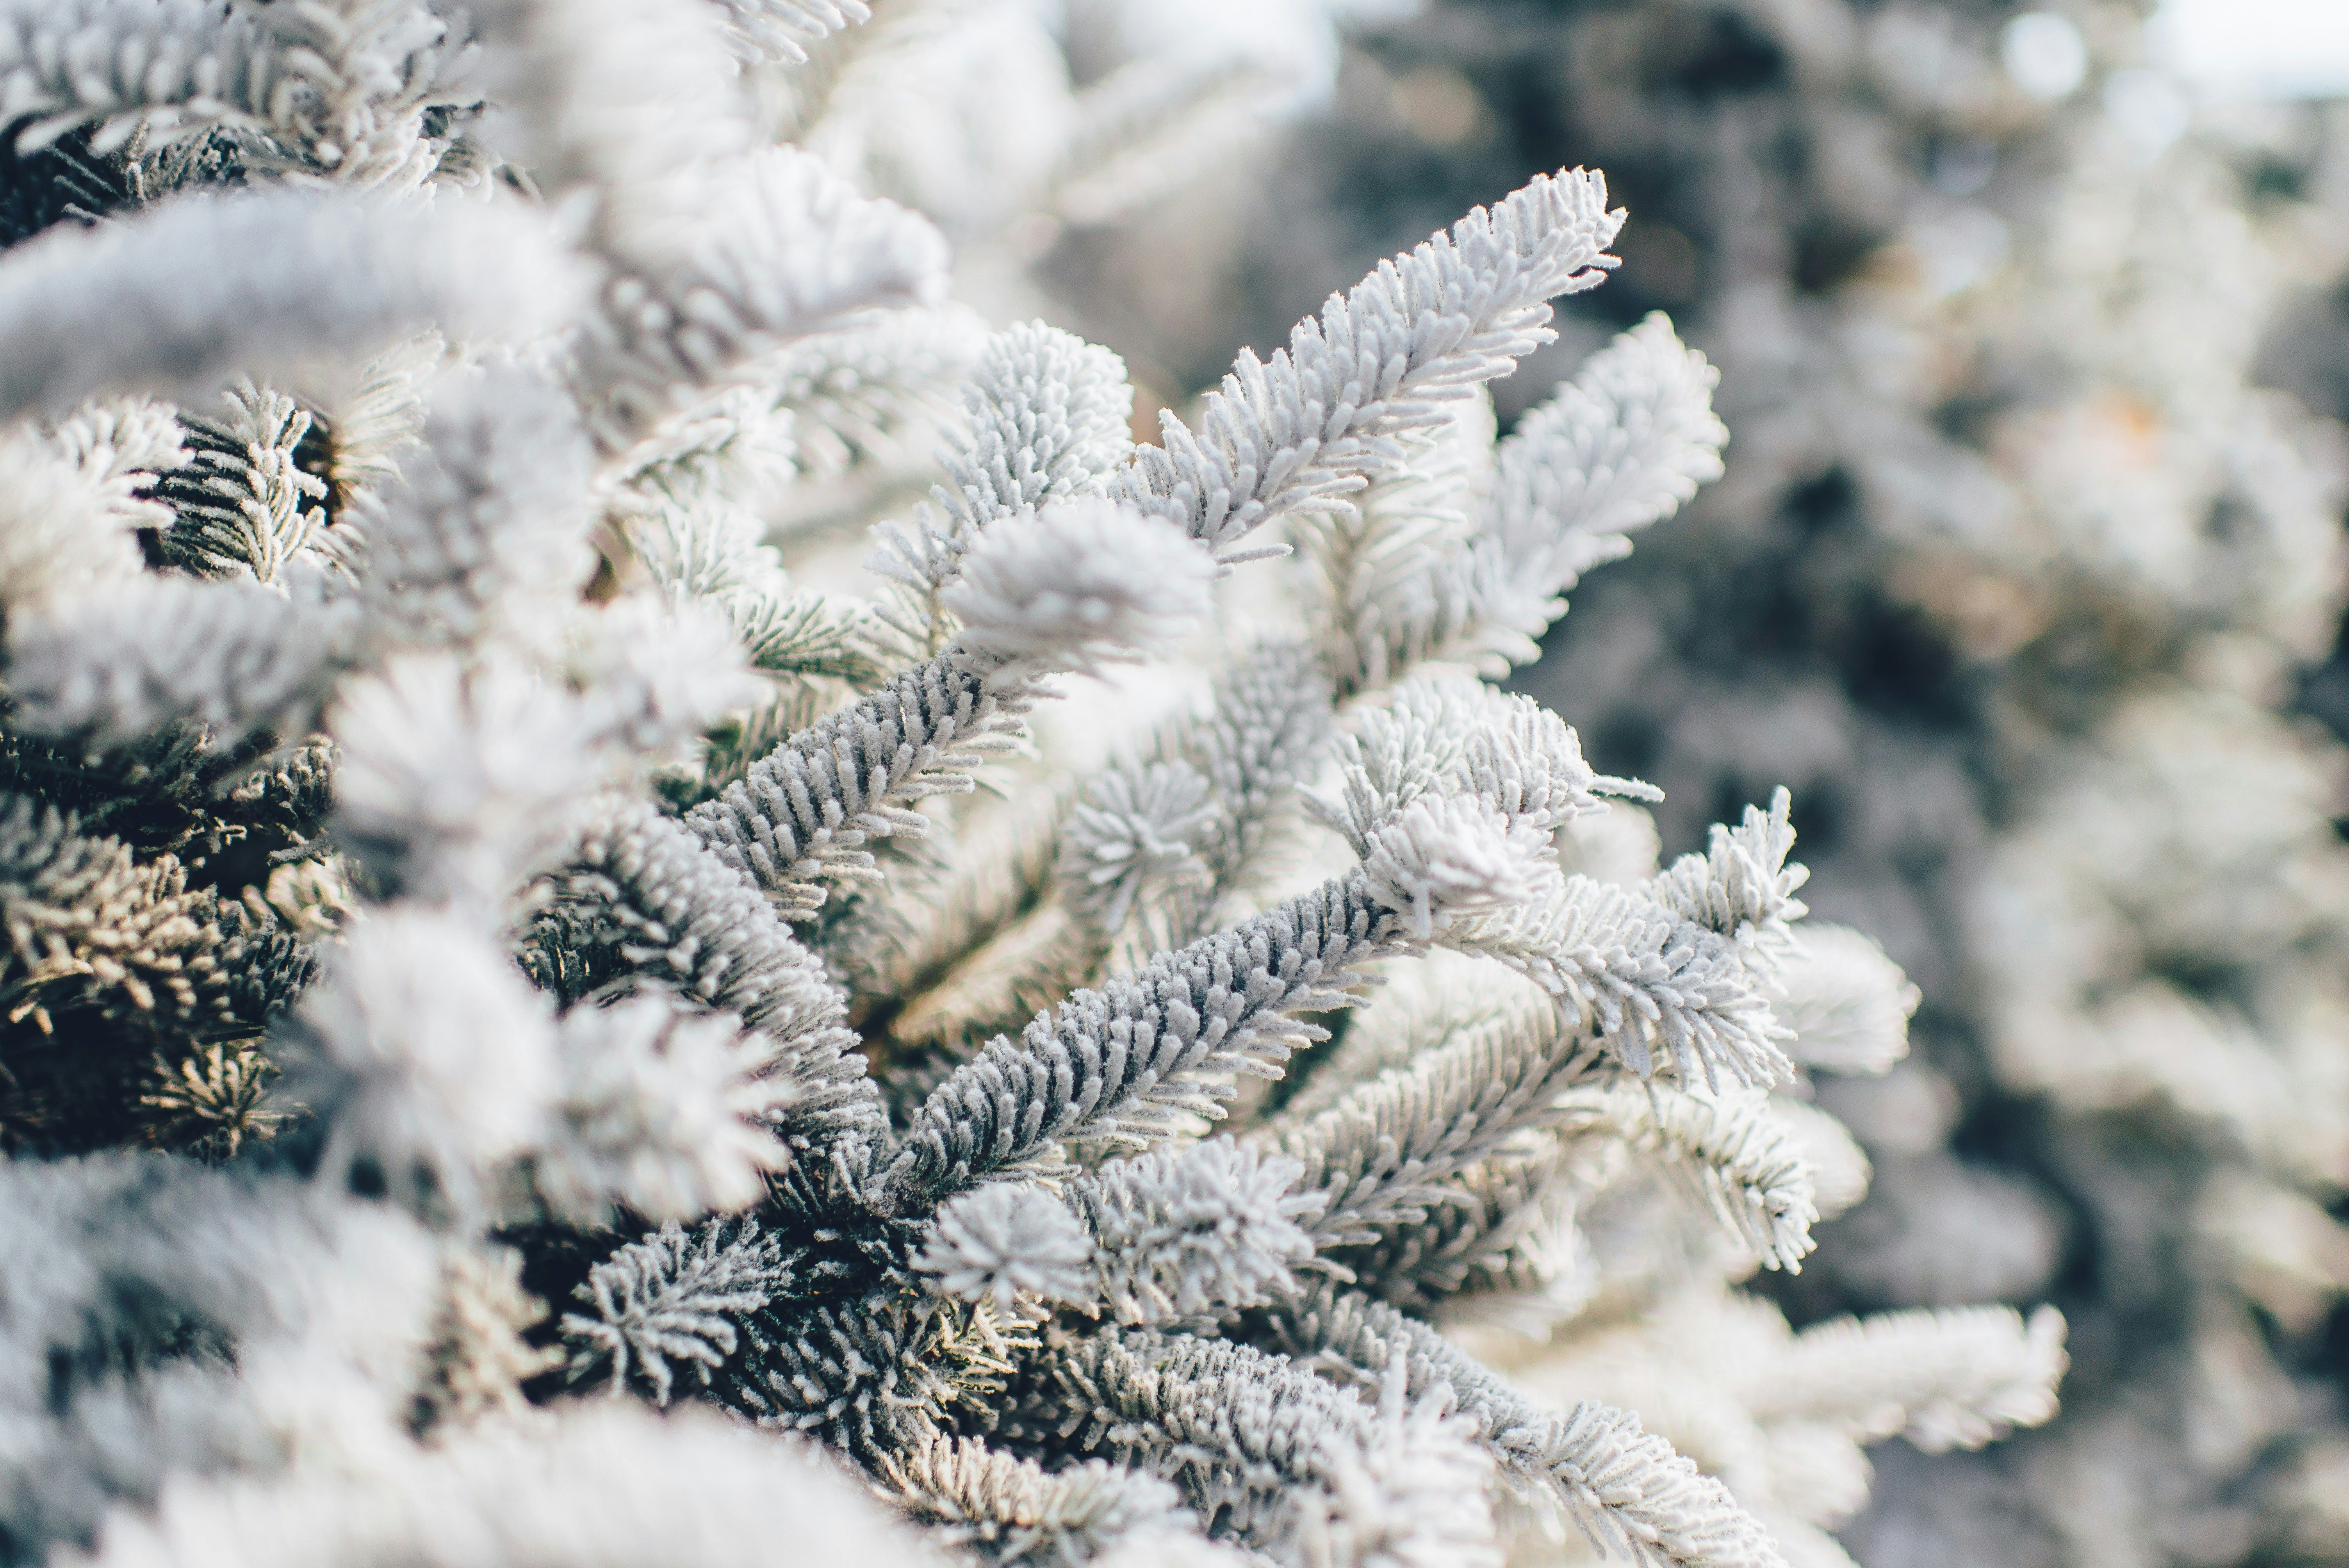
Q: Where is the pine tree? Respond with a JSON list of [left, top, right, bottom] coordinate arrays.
[[0, 4, 2066, 1566], [1147, 2, 2349, 1563]]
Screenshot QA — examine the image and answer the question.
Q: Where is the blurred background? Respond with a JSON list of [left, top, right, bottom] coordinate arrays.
[[809, 1, 2349, 1563]]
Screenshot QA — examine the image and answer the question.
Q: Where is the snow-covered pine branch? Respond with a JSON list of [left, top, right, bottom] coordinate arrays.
[[866, 321, 1137, 649], [0, 191, 585, 423], [686, 499, 1215, 911], [0, 0, 468, 184], [576, 146, 950, 451], [1272, 1285, 1787, 1568], [1302, 313, 1729, 693], [1042, 1326, 1499, 1566], [0, 25, 2063, 1563], [1112, 166, 1625, 561], [562, 1217, 793, 1404]]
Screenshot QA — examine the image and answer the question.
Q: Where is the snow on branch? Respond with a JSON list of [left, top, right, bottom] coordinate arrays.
[[579, 146, 949, 449], [535, 994, 795, 1225], [1645, 788, 1809, 977], [1773, 924, 1919, 1076], [526, 797, 883, 1187], [868, 321, 1138, 650], [686, 503, 1212, 912], [0, 0, 466, 184], [1479, 311, 1727, 620], [0, 191, 586, 423], [884, 1433, 1193, 1565], [1253, 996, 1602, 1255], [1748, 1305, 2069, 1452], [878, 871, 1390, 1210], [939, 499, 1215, 681], [1111, 166, 1624, 560], [912, 1183, 1097, 1317], [1558, 1080, 1820, 1272], [1045, 1327, 1498, 1566], [710, 0, 872, 66], [1301, 315, 1726, 693], [1070, 1139, 1322, 1325], [4, 572, 358, 749], [1265, 1285, 1786, 1568], [1446, 871, 1797, 1091], [562, 1217, 794, 1404]]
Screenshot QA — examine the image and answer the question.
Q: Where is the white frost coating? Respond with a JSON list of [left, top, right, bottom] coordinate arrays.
[[1113, 166, 1624, 558], [0, 424, 170, 614], [0, 0, 466, 186], [4, 573, 359, 748], [1560, 1080, 1821, 1271], [330, 651, 603, 902], [561, 1219, 791, 1404], [913, 1183, 1097, 1315], [536, 995, 793, 1225], [0, 32, 2064, 1564], [71, 1403, 934, 1568], [941, 497, 1217, 679], [709, 0, 870, 64], [1485, 312, 1729, 597], [1773, 925, 1920, 1076], [1061, 759, 1221, 934], [1359, 793, 1536, 939], [1748, 1305, 2069, 1452], [0, 192, 588, 422], [580, 146, 950, 447], [868, 320, 1138, 647], [294, 907, 560, 1212], [1072, 1140, 1321, 1324]]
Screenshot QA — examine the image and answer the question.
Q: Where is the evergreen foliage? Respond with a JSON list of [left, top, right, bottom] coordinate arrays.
[[0, 4, 2067, 1566]]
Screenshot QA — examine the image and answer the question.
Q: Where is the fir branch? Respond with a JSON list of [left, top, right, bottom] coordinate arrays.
[[867, 321, 1136, 645], [354, 364, 597, 648], [289, 905, 559, 1214], [1332, 1140, 1583, 1315], [1644, 789, 1809, 979], [1557, 1080, 1820, 1273], [1262, 1285, 1786, 1568], [1252, 990, 1601, 1256], [526, 798, 883, 1185], [535, 994, 795, 1225], [0, 188, 587, 423], [1062, 640, 1335, 951], [939, 499, 1216, 682], [1043, 1326, 1498, 1567], [578, 145, 949, 450], [1070, 1139, 1322, 1326], [5, 573, 359, 750], [682, 654, 1025, 916], [0, 412, 175, 614], [1049, 50, 1293, 229], [769, 305, 985, 488], [709, 0, 871, 66], [153, 380, 334, 583], [1747, 1305, 2069, 1452], [0, 0, 465, 183], [1773, 924, 1918, 1076], [728, 1289, 1003, 1452], [881, 1433, 1189, 1565], [1110, 166, 1624, 560], [0, 792, 310, 1039], [563, 1216, 793, 1405], [1444, 871, 1796, 1091], [1471, 312, 1726, 645], [913, 1182, 1098, 1317], [877, 870, 1392, 1212]]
